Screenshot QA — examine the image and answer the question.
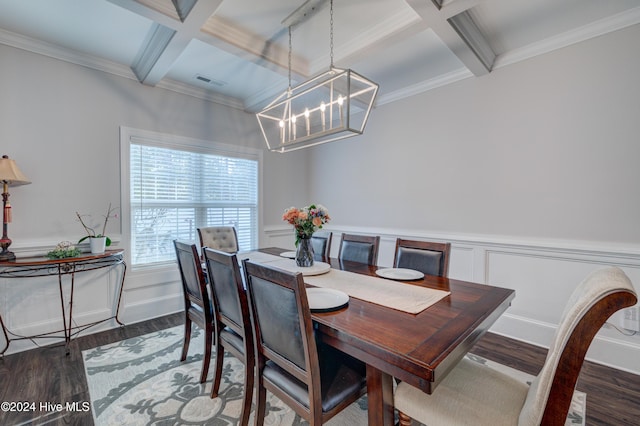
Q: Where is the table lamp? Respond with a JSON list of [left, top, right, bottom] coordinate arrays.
[[0, 155, 31, 261]]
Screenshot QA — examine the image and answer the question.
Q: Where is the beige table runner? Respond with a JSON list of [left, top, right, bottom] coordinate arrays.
[[304, 269, 450, 314], [237, 251, 450, 314], [236, 251, 283, 264]]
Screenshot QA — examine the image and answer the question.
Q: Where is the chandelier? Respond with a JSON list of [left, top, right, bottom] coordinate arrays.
[[256, 0, 378, 153]]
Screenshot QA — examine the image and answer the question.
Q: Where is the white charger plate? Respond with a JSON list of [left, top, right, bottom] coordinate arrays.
[[279, 251, 296, 259], [289, 261, 331, 276], [375, 268, 424, 280], [306, 288, 349, 312]]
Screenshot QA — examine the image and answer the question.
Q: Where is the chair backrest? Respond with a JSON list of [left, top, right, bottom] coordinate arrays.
[[338, 233, 380, 265], [311, 230, 332, 260], [393, 238, 451, 277], [198, 226, 239, 253], [243, 260, 321, 402], [202, 247, 249, 337], [173, 240, 211, 316], [519, 267, 637, 425]]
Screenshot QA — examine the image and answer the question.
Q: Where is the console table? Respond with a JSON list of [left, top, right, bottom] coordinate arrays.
[[0, 249, 127, 355]]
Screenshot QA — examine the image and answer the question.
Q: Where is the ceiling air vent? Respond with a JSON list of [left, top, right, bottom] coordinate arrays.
[[195, 74, 227, 87]]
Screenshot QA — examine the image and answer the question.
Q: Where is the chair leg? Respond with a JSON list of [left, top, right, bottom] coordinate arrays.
[[253, 378, 267, 426], [200, 325, 213, 383], [210, 344, 225, 398], [239, 356, 254, 426], [398, 410, 412, 426], [181, 318, 192, 362]]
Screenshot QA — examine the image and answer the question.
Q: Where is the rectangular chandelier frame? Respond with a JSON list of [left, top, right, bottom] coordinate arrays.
[[257, 67, 378, 153]]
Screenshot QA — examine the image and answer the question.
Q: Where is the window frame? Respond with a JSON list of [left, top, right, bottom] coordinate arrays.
[[120, 126, 263, 273]]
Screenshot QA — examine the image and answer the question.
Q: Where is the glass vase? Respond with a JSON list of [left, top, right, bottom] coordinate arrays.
[[295, 236, 314, 267]]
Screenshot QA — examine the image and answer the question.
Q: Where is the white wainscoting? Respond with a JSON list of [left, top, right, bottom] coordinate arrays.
[[4, 231, 640, 376], [264, 225, 640, 375]]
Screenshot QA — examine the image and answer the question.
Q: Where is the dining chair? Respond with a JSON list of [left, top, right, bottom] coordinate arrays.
[[197, 226, 239, 254], [338, 233, 380, 265], [173, 240, 215, 383], [202, 247, 254, 426], [311, 230, 332, 261], [394, 266, 637, 426], [393, 238, 451, 277], [242, 260, 367, 425]]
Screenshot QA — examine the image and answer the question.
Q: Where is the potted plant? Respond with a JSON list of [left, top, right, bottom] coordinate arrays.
[[46, 241, 81, 259], [76, 203, 118, 254]]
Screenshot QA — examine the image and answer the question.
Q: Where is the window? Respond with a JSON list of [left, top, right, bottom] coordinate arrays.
[[121, 128, 260, 267]]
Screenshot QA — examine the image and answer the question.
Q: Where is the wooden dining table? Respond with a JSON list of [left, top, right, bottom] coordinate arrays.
[[258, 247, 515, 426]]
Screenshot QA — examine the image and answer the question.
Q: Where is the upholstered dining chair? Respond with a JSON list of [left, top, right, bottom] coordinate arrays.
[[394, 266, 637, 426], [393, 238, 451, 277], [338, 233, 380, 265], [311, 230, 332, 261], [243, 260, 368, 425], [203, 247, 254, 426], [173, 240, 215, 383], [197, 226, 239, 254]]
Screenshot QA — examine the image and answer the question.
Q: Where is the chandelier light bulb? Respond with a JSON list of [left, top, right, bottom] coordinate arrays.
[[338, 95, 344, 105], [304, 108, 310, 118], [320, 102, 326, 112]]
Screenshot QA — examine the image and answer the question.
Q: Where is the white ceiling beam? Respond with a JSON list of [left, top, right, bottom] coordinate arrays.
[[438, 0, 485, 19], [448, 10, 495, 72], [110, 0, 225, 85], [172, 0, 198, 22], [200, 15, 309, 79], [311, 8, 426, 73], [110, 0, 308, 87], [406, 0, 493, 76], [139, 0, 225, 85], [106, 0, 182, 29], [131, 23, 176, 82]]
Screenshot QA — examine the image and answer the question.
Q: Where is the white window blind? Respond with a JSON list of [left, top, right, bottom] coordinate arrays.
[[130, 143, 258, 266]]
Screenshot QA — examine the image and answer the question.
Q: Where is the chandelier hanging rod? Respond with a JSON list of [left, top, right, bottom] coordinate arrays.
[[281, 0, 329, 28], [256, 0, 378, 153]]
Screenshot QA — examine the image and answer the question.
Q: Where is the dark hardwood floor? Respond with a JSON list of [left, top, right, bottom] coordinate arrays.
[[0, 313, 638, 425]]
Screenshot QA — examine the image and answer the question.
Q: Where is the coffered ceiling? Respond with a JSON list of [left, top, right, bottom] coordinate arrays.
[[1, 0, 639, 112]]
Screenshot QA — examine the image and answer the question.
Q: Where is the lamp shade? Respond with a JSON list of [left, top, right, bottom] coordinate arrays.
[[0, 155, 30, 186]]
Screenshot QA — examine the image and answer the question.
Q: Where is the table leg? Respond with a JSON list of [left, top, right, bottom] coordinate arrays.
[[114, 261, 127, 326], [366, 365, 395, 426], [0, 313, 9, 355], [57, 265, 69, 346], [67, 266, 76, 354]]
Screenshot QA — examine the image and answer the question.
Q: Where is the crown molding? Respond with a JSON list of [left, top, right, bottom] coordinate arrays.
[[378, 6, 640, 104], [494, 6, 640, 69], [0, 28, 137, 81], [309, 7, 422, 73], [1, 5, 639, 113], [155, 78, 245, 110], [0, 28, 244, 111], [376, 68, 472, 106]]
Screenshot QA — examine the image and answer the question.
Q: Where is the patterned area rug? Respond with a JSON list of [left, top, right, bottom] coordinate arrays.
[[82, 326, 586, 425]]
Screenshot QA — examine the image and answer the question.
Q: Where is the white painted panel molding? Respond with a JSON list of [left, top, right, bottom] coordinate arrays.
[[264, 225, 640, 374]]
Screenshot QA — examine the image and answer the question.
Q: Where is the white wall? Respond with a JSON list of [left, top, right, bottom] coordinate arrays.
[[310, 24, 640, 245], [0, 42, 308, 354], [296, 24, 640, 374]]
